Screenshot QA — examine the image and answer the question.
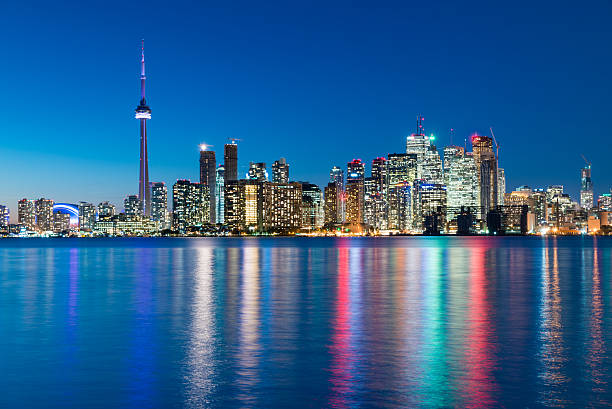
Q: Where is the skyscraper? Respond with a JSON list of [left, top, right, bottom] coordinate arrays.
[[216, 164, 225, 224], [446, 152, 479, 223], [224, 143, 238, 182], [472, 135, 498, 220], [0, 205, 9, 228], [329, 166, 345, 222], [347, 159, 365, 182], [78, 202, 96, 230], [247, 162, 268, 181], [124, 195, 143, 221], [135, 41, 152, 217], [151, 182, 170, 228], [406, 116, 432, 180], [371, 157, 387, 193], [272, 158, 290, 184], [580, 165, 594, 210], [18, 199, 35, 230], [34, 198, 54, 232], [324, 182, 339, 225], [199, 146, 217, 223], [172, 180, 210, 232], [497, 168, 506, 205]]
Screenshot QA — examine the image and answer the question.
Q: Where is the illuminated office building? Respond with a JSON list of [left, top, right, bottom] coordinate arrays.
[[199, 147, 217, 223], [472, 135, 498, 220], [421, 144, 444, 184], [446, 152, 479, 222], [406, 116, 433, 180], [78, 202, 96, 230], [347, 159, 365, 181], [272, 158, 290, 184], [580, 165, 594, 210], [387, 181, 412, 231], [371, 157, 386, 193], [414, 182, 447, 233], [387, 153, 417, 187]]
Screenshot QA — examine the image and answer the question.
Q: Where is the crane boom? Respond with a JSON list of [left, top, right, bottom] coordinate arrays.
[[490, 127, 500, 162]]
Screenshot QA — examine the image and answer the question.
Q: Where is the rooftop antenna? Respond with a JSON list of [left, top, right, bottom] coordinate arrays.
[[450, 128, 455, 146]]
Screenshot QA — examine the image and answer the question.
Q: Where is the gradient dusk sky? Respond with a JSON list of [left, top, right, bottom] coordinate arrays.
[[1, 1, 611, 215]]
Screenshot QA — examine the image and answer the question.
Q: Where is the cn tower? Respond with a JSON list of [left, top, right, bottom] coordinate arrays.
[[135, 40, 151, 217]]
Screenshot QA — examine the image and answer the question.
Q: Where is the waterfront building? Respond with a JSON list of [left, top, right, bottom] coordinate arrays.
[[98, 202, 116, 221], [387, 181, 412, 231], [172, 180, 210, 232], [53, 212, 71, 233], [224, 142, 238, 182], [446, 152, 479, 223], [151, 182, 170, 229], [216, 165, 225, 224], [345, 178, 364, 224], [329, 166, 345, 222], [124, 195, 143, 221], [498, 168, 506, 205], [599, 193, 612, 211], [414, 182, 447, 233], [301, 182, 324, 229], [472, 135, 498, 220], [199, 147, 217, 223], [532, 189, 547, 226], [247, 162, 268, 181], [580, 165, 594, 210], [135, 41, 152, 217], [324, 182, 340, 226], [263, 182, 302, 232], [35, 198, 54, 232], [0, 205, 9, 227], [95, 219, 157, 236], [78, 202, 96, 230], [272, 158, 290, 184], [224, 180, 263, 232], [371, 157, 386, 193]]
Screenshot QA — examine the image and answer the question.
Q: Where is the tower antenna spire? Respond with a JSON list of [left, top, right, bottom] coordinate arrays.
[[140, 39, 146, 103]]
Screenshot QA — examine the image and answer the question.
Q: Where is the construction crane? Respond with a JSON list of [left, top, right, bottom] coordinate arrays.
[[581, 154, 591, 168], [490, 127, 500, 162], [228, 137, 242, 144]]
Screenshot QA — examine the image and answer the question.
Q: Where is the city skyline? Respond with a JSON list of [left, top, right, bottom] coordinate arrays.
[[1, 2, 611, 214]]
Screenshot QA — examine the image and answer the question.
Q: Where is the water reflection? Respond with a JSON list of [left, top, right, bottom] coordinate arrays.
[[538, 238, 569, 407], [185, 247, 216, 406], [587, 237, 607, 404]]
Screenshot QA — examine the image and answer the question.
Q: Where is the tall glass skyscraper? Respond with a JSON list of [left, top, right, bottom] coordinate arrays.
[[216, 164, 225, 224]]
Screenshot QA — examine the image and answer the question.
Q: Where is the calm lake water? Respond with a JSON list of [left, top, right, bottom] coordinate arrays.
[[0, 237, 611, 408]]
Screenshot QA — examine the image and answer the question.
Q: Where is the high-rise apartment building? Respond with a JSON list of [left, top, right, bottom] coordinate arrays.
[[347, 159, 365, 181], [216, 165, 225, 224], [472, 135, 498, 220], [414, 183, 447, 233], [263, 182, 302, 232], [421, 144, 444, 184], [78, 202, 96, 230], [35, 198, 54, 232], [172, 180, 210, 232], [199, 147, 217, 223], [272, 158, 290, 184], [18, 199, 36, 230], [324, 182, 340, 226], [151, 182, 170, 228], [387, 153, 417, 186], [224, 143, 238, 182], [0, 205, 9, 227], [329, 166, 345, 222], [387, 181, 412, 231], [371, 157, 386, 193], [53, 212, 71, 233], [247, 162, 268, 181], [124, 195, 143, 221], [498, 168, 506, 205], [580, 165, 594, 210], [98, 202, 116, 221], [301, 182, 324, 229], [345, 179, 364, 224]]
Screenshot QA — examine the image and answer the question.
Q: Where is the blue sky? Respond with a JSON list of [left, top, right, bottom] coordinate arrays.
[[1, 0, 611, 216]]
